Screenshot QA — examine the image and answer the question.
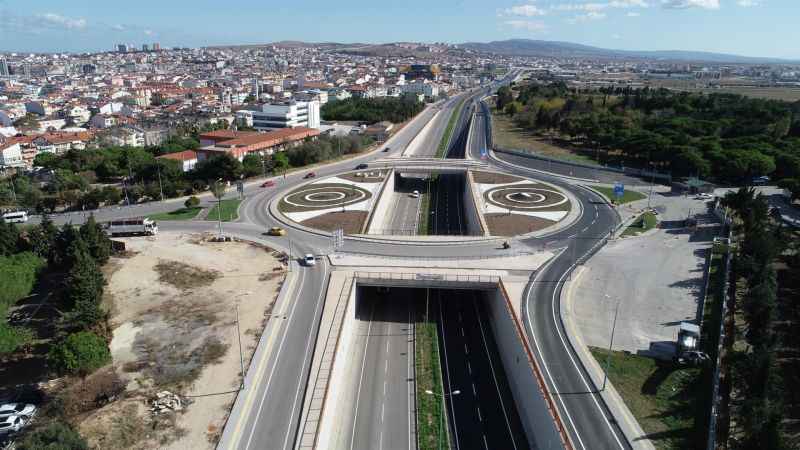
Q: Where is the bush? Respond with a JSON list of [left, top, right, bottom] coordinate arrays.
[[17, 421, 89, 450], [0, 252, 45, 316], [184, 196, 200, 209], [0, 324, 34, 354], [48, 331, 110, 376]]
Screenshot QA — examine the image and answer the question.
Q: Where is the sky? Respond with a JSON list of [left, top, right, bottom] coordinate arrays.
[[0, 0, 798, 59]]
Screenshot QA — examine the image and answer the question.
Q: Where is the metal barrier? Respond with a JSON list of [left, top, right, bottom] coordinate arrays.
[[354, 271, 500, 286]]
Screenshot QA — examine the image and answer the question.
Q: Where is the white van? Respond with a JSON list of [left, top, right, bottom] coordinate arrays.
[[2, 211, 28, 223]]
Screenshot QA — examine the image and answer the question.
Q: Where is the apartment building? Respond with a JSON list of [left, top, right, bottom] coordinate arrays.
[[236, 101, 320, 131]]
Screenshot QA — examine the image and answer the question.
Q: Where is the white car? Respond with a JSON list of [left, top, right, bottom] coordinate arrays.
[[695, 193, 713, 200], [0, 415, 26, 435], [410, 190, 420, 198], [0, 403, 36, 419], [304, 254, 316, 266]]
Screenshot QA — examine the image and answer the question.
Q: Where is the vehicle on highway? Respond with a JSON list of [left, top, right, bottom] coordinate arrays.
[[1, 211, 28, 223], [303, 254, 316, 266], [502, 241, 511, 249], [410, 190, 420, 198], [267, 227, 286, 236], [0, 415, 26, 435], [383, 147, 390, 152], [304, 172, 316, 179], [0, 404, 36, 419], [261, 180, 276, 188], [355, 163, 368, 170], [106, 218, 158, 236], [695, 193, 713, 200], [752, 175, 770, 185]]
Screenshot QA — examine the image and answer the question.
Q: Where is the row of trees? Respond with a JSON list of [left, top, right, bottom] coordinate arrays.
[[321, 96, 425, 123], [497, 82, 800, 187], [721, 188, 797, 449]]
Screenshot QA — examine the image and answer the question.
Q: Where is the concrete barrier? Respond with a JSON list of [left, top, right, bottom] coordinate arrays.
[[486, 281, 572, 450], [365, 169, 396, 234], [463, 171, 488, 236]]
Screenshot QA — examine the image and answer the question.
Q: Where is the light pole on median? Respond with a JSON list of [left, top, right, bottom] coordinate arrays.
[[425, 389, 461, 450], [602, 294, 621, 391]]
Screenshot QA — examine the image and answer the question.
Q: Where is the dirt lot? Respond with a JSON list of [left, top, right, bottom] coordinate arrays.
[[471, 171, 523, 184], [300, 210, 368, 234], [80, 232, 286, 450], [485, 213, 556, 236]]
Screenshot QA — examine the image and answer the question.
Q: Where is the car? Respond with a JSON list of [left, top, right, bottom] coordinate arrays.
[[383, 147, 390, 152], [410, 190, 420, 198], [261, 180, 276, 188], [0, 415, 26, 435], [303, 254, 316, 266], [0, 404, 36, 419], [752, 176, 770, 185], [695, 193, 713, 200], [267, 227, 286, 236], [304, 172, 316, 179], [355, 163, 368, 170]]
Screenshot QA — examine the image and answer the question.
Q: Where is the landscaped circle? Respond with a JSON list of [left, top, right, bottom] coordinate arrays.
[[485, 185, 568, 210], [306, 191, 347, 202], [280, 184, 372, 211]]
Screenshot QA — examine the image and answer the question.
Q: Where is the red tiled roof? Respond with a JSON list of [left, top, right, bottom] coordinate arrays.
[[218, 127, 319, 148], [157, 150, 198, 162]]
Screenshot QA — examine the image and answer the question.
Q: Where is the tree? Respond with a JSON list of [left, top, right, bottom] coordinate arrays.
[[63, 245, 105, 330], [17, 421, 89, 450], [47, 331, 110, 376], [190, 154, 242, 182], [242, 153, 263, 178], [185, 196, 200, 209], [496, 86, 513, 111], [79, 216, 111, 264], [0, 220, 22, 256], [28, 216, 59, 262], [273, 152, 290, 173]]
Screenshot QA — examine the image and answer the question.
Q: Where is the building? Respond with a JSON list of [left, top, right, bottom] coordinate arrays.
[[157, 150, 198, 172], [0, 142, 24, 168], [236, 100, 320, 131], [106, 126, 145, 147], [152, 43, 160, 51], [0, 59, 9, 77], [196, 127, 319, 161], [401, 80, 439, 99]]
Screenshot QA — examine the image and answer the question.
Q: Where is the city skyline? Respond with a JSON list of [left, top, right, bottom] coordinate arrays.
[[0, 0, 798, 59]]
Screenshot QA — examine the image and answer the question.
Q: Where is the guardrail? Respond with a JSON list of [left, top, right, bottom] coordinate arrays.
[[336, 249, 541, 261], [354, 271, 500, 285]]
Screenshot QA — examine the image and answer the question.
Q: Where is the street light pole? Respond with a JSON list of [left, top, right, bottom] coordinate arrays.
[[425, 389, 460, 450], [602, 294, 621, 391], [236, 303, 245, 389]]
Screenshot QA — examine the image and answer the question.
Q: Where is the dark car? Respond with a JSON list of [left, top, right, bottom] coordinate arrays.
[[355, 163, 368, 170], [304, 172, 316, 179], [383, 147, 390, 152], [260, 180, 276, 188]]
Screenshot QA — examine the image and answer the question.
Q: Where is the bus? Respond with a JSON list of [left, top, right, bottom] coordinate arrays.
[[106, 218, 158, 236], [2, 211, 28, 223]]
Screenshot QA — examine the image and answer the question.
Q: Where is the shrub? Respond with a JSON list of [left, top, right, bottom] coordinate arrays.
[[184, 196, 200, 209], [48, 331, 110, 376], [17, 421, 89, 450]]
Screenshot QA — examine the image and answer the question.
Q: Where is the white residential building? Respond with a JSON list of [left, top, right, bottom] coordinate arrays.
[[401, 80, 440, 99], [0, 142, 24, 168], [236, 100, 320, 131]]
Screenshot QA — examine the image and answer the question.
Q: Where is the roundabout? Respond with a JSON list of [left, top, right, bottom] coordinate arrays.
[[280, 184, 372, 211], [485, 184, 570, 211]]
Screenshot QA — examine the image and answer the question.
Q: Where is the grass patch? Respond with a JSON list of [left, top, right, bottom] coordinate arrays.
[[146, 207, 202, 221], [436, 99, 466, 158], [490, 106, 599, 166], [589, 348, 705, 449], [622, 211, 658, 237], [589, 185, 647, 204], [416, 313, 447, 450], [207, 198, 241, 222], [417, 192, 431, 236]]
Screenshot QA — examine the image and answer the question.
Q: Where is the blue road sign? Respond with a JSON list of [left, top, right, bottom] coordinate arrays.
[[613, 182, 624, 198]]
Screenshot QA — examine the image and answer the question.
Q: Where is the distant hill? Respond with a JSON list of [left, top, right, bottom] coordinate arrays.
[[458, 39, 797, 64]]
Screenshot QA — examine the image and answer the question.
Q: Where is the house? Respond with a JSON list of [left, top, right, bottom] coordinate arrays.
[[157, 150, 198, 172], [106, 126, 145, 147], [196, 127, 319, 162], [363, 121, 394, 141], [0, 142, 24, 168]]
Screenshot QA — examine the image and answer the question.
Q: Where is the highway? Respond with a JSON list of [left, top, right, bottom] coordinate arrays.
[[44, 70, 638, 450], [349, 287, 415, 450]]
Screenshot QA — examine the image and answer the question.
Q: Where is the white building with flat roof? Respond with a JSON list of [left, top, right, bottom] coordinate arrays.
[[236, 100, 320, 131]]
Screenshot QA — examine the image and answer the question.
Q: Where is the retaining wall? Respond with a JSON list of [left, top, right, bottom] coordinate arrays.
[[486, 283, 570, 450], [365, 169, 396, 234], [463, 171, 488, 236]]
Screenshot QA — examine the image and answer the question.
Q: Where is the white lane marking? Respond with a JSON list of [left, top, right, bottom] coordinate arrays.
[[385, 359, 389, 374], [472, 383, 477, 396], [473, 296, 518, 450], [386, 340, 390, 353], [483, 434, 490, 450], [384, 381, 387, 396], [280, 263, 330, 450], [464, 343, 469, 355], [477, 407, 483, 422], [349, 301, 376, 450], [467, 361, 472, 375], [461, 327, 465, 337], [381, 402, 385, 423], [242, 266, 308, 449], [407, 306, 413, 450], [439, 297, 461, 450]]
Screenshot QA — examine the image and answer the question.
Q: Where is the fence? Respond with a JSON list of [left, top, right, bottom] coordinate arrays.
[[707, 230, 733, 450]]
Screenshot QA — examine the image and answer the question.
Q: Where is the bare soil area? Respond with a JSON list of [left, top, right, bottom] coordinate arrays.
[[300, 210, 369, 234], [471, 171, 523, 184], [484, 213, 556, 236], [80, 232, 286, 450]]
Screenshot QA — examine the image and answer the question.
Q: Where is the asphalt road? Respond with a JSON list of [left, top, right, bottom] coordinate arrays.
[[437, 289, 529, 450], [349, 287, 415, 450]]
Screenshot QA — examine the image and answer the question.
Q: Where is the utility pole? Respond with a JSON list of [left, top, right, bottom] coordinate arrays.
[[156, 161, 165, 202], [236, 304, 245, 389], [602, 294, 621, 391]]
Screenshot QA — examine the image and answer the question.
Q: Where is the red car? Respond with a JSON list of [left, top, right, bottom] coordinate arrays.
[[261, 180, 276, 188], [304, 172, 316, 179]]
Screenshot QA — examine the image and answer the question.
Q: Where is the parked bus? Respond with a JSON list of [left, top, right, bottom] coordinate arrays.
[[106, 218, 158, 236], [2, 211, 28, 223]]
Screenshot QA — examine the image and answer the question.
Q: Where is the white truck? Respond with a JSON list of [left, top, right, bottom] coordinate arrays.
[[106, 218, 158, 236]]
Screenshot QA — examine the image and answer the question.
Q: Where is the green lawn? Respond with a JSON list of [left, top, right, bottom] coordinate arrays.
[[589, 348, 705, 449], [622, 211, 658, 237], [146, 207, 202, 221], [207, 199, 241, 222], [416, 315, 447, 450], [589, 185, 647, 204], [436, 99, 466, 158]]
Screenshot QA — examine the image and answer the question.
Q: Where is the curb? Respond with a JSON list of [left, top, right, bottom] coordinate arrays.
[[561, 267, 655, 450]]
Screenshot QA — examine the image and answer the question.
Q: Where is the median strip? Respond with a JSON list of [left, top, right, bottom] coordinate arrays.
[[415, 296, 448, 450], [435, 98, 467, 159]]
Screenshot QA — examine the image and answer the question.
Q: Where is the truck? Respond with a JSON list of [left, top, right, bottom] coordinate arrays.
[[105, 218, 158, 236]]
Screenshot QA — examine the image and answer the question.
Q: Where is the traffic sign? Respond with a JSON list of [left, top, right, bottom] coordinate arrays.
[[613, 182, 624, 198]]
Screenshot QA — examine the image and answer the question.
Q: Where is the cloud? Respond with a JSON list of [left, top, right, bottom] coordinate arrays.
[[661, 0, 720, 9], [609, 0, 649, 7], [504, 19, 548, 31], [567, 11, 608, 23], [503, 4, 547, 16], [551, 0, 648, 11], [736, 0, 760, 5], [37, 12, 87, 29], [627, 11, 641, 15]]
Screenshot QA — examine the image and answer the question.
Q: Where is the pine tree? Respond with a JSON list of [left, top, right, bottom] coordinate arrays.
[[63, 243, 105, 330], [80, 216, 111, 264], [0, 220, 21, 256]]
